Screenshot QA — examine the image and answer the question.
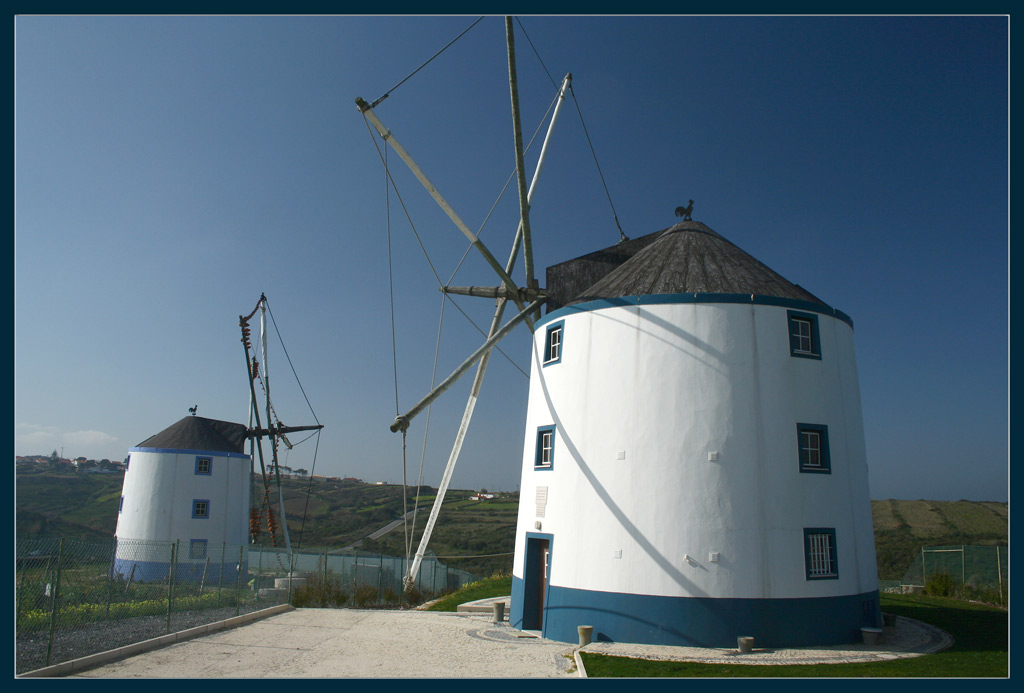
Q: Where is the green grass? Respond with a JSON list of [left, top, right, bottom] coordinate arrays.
[[579, 593, 1007, 677], [424, 574, 512, 612]]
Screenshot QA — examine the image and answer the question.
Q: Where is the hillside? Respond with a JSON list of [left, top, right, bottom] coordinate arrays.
[[15, 466, 1006, 581], [870, 499, 1008, 581]]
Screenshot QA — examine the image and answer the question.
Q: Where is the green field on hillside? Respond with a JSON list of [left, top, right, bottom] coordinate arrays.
[[15, 466, 1006, 582]]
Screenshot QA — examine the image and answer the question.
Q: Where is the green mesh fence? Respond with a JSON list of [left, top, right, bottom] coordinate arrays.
[[896, 544, 1009, 604], [16, 535, 477, 675]]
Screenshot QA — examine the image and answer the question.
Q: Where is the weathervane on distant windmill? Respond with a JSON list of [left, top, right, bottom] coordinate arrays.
[[675, 200, 694, 221]]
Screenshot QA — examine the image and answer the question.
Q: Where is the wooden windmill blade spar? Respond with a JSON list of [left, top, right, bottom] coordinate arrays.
[[505, 16, 535, 293], [355, 98, 533, 330], [391, 298, 543, 433], [403, 70, 571, 585]]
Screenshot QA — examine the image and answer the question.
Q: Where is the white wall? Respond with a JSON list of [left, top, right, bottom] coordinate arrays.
[[513, 301, 877, 601], [116, 450, 251, 558]]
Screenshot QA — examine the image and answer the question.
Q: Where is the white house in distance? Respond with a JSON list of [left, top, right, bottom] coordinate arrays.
[[114, 416, 251, 582], [509, 219, 880, 647]]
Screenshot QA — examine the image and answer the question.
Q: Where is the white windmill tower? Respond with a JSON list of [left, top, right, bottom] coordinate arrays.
[[508, 216, 881, 647], [358, 18, 879, 649], [114, 294, 323, 582]]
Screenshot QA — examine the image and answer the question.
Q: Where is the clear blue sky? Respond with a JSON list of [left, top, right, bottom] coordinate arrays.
[[15, 15, 1008, 501]]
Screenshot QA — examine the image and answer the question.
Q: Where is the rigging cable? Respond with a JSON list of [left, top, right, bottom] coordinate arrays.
[[263, 298, 322, 551], [569, 84, 628, 242], [370, 17, 485, 109], [383, 144, 413, 563], [516, 16, 628, 243], [361, 114, 525, 377]]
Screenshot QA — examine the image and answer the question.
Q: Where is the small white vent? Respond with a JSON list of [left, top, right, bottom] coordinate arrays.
[[535, 486, 548, 518]]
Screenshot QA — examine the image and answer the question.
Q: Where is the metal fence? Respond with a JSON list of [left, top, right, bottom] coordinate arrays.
[[881, 544, 1009, 605], [15, 535, 477, 675]]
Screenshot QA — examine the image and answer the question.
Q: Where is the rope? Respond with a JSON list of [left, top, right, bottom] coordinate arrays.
[[514, 17, 558, 90], [370, 17, 485, 109], [409, 292, 448, 562], [265, 299, 321, 426], [445, 87, 560, 283], [385, 144, 400, 417], [294, 429, 321, 551], [361, 115, 446, 288], [569, 84, 628, 242]]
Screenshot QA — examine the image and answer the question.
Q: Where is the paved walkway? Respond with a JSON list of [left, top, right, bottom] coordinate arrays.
[[51, 601, 951, 679], [581, 614, 953, 666]]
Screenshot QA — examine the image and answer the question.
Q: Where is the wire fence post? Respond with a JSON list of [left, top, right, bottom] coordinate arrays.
[[105, 536, 116, 620], [323, 547, 329, 607], [257, 542, 264, 604], [996, 545, 1004, 606], [45, 537, 65, 667], [218, 541, 226, 607], [288, 549, 296, 604], [236, 545, 244, 616], [166, 541, 177, 634]]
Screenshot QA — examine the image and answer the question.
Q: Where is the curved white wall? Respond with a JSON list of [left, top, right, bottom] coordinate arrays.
[[115, 448, 250, 580], [511, 298, 877, 645]]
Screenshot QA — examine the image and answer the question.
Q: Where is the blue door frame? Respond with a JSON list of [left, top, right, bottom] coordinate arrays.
[[521, 532, 553, 633]]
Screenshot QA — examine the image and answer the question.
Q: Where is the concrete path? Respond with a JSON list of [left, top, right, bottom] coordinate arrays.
[[47, 601, 952, 679], [67, 608, 577, 679]]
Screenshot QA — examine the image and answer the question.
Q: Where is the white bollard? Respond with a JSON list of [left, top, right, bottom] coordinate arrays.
[[578, 625, 594, 646]]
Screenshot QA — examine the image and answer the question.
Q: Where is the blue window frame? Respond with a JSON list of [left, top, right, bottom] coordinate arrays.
[[189, 539, 208, 559], [535, 425, 555, 470], [797, 423, 831, 474], [804, 528, 838, 580], [787, 310, 821, 359], [192, 499, 210, 519], [543, 321, 564, 366], [195, 456, 212, 475]]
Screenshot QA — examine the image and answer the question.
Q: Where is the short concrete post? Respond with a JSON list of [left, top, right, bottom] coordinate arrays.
[[578, 625, 593, 647], [737, 636, 754, 653], [492, 601, 505, 624], [861, 626, 883, 646]]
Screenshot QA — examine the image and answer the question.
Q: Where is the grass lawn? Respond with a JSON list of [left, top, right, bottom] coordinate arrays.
[[424, 574, 512, 612], [579, 593, 1007, 677]]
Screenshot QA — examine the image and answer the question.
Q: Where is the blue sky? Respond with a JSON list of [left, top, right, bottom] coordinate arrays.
[[15, 15, 1007, 502]]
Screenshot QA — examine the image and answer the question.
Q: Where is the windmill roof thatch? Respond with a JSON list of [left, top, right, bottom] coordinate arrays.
[[135, 416, 248, 454], [568, 221, 826, 306]]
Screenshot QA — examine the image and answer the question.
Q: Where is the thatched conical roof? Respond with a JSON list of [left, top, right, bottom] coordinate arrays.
[[568, 220, 825, 306]]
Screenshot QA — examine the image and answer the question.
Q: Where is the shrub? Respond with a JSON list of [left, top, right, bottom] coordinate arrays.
[[925, 572, 957, 597], [291, 570, 348, 608], [353, 584, 378, 607]]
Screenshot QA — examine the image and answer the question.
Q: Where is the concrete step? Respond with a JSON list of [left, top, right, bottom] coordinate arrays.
[[457, 596, 510, 620]]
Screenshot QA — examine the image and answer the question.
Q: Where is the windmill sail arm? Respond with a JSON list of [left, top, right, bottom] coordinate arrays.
[[391, 298, 543, 433], [442, 285, 546, 301], [356, 97, 532, 326]]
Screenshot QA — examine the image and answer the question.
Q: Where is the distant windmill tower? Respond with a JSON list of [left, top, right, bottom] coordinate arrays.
[[114, 294, 322, 583], [509, 218, 880, 647], [114, 416, 251, 582]]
